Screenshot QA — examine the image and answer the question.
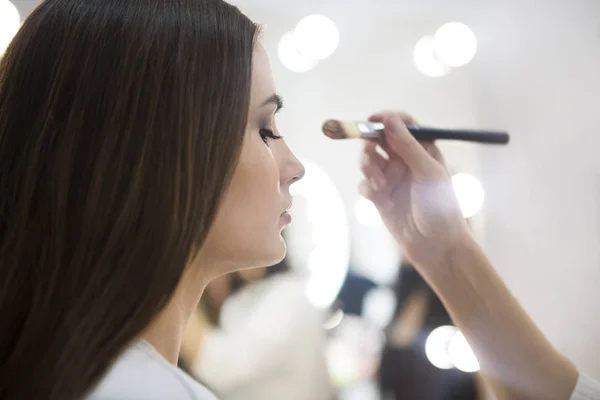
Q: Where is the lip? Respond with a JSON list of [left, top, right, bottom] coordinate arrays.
[[280, 211, 292, 225]]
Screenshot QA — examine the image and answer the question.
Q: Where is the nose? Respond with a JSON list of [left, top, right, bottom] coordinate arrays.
[[281, 147, 305, 187]]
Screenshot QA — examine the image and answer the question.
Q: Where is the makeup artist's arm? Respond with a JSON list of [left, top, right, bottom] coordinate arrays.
[[359, 111, 596, 400]]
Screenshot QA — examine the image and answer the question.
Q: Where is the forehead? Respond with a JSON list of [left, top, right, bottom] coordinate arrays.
[[250, 44, 276, 106]]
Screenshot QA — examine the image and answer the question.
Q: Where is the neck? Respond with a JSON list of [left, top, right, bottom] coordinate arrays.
[[141, 261, 212, 364]]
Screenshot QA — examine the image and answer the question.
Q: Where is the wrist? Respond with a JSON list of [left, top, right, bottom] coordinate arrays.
[[411, 229, 481, 285]]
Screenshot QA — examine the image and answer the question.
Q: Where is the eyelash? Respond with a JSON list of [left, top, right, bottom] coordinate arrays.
[[259, 129, 283, 144]]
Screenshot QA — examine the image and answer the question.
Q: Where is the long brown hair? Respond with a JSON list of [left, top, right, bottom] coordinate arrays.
[[0, 1, 259, 398]]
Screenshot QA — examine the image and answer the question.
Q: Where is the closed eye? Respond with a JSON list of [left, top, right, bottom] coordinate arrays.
[[259, 129, 283, 144]]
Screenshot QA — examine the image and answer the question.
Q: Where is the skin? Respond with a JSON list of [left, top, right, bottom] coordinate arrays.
[[141, 44, 304, 364], [141, 42, 579, 399], [360, 112, 578, 399]]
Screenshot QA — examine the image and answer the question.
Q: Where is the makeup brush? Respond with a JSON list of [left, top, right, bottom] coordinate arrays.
[[322, 120, 510, 145]]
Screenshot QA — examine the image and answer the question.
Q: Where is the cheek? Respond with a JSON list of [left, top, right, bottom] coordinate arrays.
[[230, 137, 280, 218], [202, 135, 283, 265]]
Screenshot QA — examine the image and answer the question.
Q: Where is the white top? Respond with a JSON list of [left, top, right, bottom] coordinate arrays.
[[84, 282, 599, 400], [85, 338, 598, 400], [571, 373, 600, 400], [88, 340, 216, 400], [192, 273, 333, 400]]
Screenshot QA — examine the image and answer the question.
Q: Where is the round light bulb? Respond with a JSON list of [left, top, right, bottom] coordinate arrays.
[[362, 287, 397, 329], [278, 31, 317, 73], [448, 331, 480, 373], [433, 22, 477, 67], [326, 338, 358, 387], [294, 15, 339, 61], [0, 0, 21, 56], [354, 196, 383, 227], [287, 160, 350, 309], [323, 309, 344, 330], [413, 35, 451, 78], [425, 325, 457, 370], [451, 173, 485, 219]]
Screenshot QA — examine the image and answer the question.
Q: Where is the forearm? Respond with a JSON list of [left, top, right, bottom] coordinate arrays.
[[422, 237, 578, 400]]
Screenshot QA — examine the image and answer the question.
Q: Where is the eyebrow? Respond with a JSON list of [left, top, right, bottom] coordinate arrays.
[[260, 94, 284, 113]]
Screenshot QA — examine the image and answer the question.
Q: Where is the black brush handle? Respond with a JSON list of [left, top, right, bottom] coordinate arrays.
[[406, 125, 510, 144]]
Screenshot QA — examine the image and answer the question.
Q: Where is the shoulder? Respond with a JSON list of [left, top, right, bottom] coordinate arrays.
[[87, 341, 217, 400]]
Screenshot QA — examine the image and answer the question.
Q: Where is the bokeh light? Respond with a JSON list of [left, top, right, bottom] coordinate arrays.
[[361, 287, 397, 329], [354, 196, 383, 227], [0, 0, 21, 56], [425, 325, 457, 369], [413, 35, 451, 78], [288, 160, 350, 309], [278, 31, 318, 73], [323, 309, 345, 330], [433, 22, 478, 67], [294, 15, 340, 61], [448, 331, 480, 373], [451, 173, 485, 219]]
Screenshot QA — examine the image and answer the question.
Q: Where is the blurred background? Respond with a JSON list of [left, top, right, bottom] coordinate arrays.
[[3, 0, 600, 399]]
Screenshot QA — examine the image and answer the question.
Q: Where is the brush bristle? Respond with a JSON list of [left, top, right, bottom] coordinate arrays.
[[322, 120, 361, 140], [322, 120, 345, 139]]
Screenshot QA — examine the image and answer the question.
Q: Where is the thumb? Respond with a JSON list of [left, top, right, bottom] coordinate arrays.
[[383, 114, 441, 180]]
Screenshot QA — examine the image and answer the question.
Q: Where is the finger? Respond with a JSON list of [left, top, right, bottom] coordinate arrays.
[[369, 110, 418, 126], [365, 141, 410, 198], [359, 180, 394, 211], [363, 141, 388, 169], [382, 114, 443, 181], [381, 157, 409, 197], [361, 143, 388, 191], [361, 154, 387, 192], [423, 142, 446, 165], [365, 141, 412, 198], [369, 111, 428, 167]]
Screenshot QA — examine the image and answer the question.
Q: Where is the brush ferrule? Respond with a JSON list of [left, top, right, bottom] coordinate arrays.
[[355, 122, 385, 140], [356, 121, 384, 134]]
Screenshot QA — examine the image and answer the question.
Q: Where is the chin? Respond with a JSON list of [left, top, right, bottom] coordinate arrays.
[[265, 233, 287, 265], [221, 233, 288, 272], [254, 232, 287, 267]]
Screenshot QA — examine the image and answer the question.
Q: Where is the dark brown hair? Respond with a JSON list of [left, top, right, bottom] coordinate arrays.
[[0, 0, 259, 398]]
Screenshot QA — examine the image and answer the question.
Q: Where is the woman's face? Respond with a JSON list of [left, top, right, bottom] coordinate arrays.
[[199, 45, 305, 273]]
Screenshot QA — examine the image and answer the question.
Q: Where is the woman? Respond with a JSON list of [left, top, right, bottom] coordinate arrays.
[[0, 1, 597, 399], [180, 260, 333, 400], [0, 1, 302, 398]]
